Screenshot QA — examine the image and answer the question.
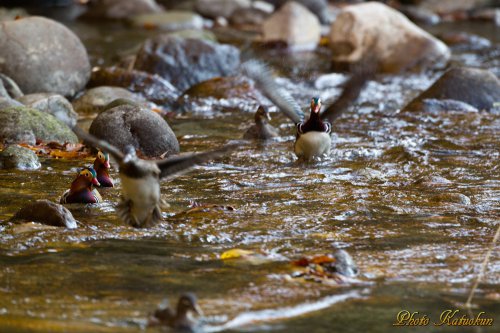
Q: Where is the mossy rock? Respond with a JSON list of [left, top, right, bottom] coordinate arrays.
[[0, 145, 40, 170], [0, 106, 78, 144]]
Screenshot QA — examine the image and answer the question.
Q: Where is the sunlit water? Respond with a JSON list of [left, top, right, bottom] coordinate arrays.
[[0, 18, 499, 333]]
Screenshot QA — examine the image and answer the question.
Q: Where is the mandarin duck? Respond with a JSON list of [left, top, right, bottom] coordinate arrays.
[[72, 126, 238, 228], [60, 167, 102, 204], [93, 150, 113, 187], [149, 293, 203, 332], [242, 60, 374, 160], [243, 105, 279, 140]]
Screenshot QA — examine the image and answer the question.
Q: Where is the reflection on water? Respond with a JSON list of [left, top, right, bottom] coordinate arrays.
[[0, 19, 499, 333]]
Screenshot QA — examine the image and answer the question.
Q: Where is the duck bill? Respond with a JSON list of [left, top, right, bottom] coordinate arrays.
[[193, 304, 204, 317], [92, 178, 101, 186], [104, 161, 110, 169]]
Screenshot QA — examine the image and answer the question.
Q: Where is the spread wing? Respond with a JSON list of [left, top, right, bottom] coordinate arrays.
[[156, 143, 239, 180], [241, 60, 304, 124], [321, 59, 377, 124], [72, 126, 125, 162]]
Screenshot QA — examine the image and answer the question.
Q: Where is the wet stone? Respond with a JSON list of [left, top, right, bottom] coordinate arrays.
[[0, 97, 23, 111], [72, 86, 146, 114], [81, 0, 163, 20], [89, 104, 179, 158], [403, 67, 500, 112], [17, 93, 78, 128], [0, 106, 78, 144], [133, 35, 240, 91], [11, 199, 78, 228], [0, 145, 40, 170]]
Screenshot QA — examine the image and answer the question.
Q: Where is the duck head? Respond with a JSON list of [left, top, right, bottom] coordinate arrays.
[[255, 105, 271, 123], [93, 150, 113, 187], [310, 97, 322, 115], [177, 293, 203, 318], [94, 150, 110, 169], [72, 167, 100, 189]]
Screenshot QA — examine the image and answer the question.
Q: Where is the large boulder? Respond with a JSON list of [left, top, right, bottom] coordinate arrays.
[[82, 0, 163, 19], [89, 104, 179, 158], [329, 2, 450, 73], [0, 106, 78, 144], [403, 67, 500, 112], [17, 93, 78, 127], [12, 200, 78, 228], [133, 35, 240, 92], [262, 1, 321, 50], [0, 145, 40, 170], [0, 16, 90, 96], [72, 86, 146, 114], [194, 0, 251, 19]]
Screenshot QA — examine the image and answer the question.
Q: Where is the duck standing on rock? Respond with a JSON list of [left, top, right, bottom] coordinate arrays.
[[242, 60, 374, 160], [72, 126, 238, 228], [93, 150, 113, 187], [60, 167, 102, 204], [243, 105, 279, 140], [149, 293, 203, 332]]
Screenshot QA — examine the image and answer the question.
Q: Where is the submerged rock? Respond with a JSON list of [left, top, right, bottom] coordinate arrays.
[[81, 0, 163, 19], [89, 104, 179, 158], [0, 145, 40, 170], [262, 1, 320, 50], [129, 11, 204, 31], [177, 76, 261, 112], [12, 199, 78, 228], [72, 86, 146, 114], [329, 2, 450, 72], [194, 0, 251, 19], [0, 16, 90, 96], [0, 107, 78, 144], [133, 35, 240, 91], [17, 93, 78, 127], [87, 66, 179, 107], [403, 67, 500, 112], [420, 99, 479, 113]]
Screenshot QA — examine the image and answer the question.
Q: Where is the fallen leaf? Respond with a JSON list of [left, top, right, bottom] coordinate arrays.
[[220, 249, 255, 260]]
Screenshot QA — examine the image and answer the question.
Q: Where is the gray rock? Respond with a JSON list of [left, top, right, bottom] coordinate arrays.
[[0, 16, 90, 96], [404, 67, 500, 112], [12, 199, 78, 228], [332, 249, 358, 277], [17, 93, 78, 127], [400, 5, 440, 25], [0, 97, 23, 110], [134, 35, 240, 91], [89, 104, 179, 158], [267, 0, 331, 24], [0, 145, 40, 170], [0, 106, 78, 144], [72, 86, 146, 114], [195, 0, 251, 19], [129, 11, 204, 31], [229, 7, 271, 27], [82, 0, 163, 19]]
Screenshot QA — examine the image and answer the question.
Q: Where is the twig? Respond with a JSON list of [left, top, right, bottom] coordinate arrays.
[[465, 223, 500, 308]]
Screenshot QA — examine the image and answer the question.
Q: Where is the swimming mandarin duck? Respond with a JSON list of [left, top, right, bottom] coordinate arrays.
[[243, 105, 279, 140], [149, 293, 203, 332], [242, 60, 374, 160], [93, 150, 113, 187], [60, 167, 102, 204], [72, 126, 238, 228]]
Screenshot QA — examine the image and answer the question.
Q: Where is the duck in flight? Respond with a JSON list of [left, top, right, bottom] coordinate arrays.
[[242, 60, 374, 160], [72, 126, 238, 228]]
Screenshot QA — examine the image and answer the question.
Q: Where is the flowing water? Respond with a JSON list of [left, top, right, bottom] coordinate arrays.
[[0, 18, 499, 333]]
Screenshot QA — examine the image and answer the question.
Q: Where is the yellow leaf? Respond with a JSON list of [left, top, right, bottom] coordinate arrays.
[[220, 249, 254, 260]]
